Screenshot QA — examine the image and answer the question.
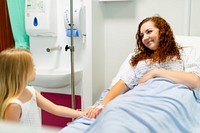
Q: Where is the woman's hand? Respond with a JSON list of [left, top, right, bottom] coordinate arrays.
[[137, 68, 200, 89], [84, 104, 104, 118], [137, 69, 158, 85]]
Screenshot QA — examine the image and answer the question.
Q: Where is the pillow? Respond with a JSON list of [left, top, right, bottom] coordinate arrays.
[[175, 35, 200, 48]]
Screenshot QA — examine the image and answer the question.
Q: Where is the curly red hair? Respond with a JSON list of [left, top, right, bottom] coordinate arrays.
[[130, 16, 182, 67]]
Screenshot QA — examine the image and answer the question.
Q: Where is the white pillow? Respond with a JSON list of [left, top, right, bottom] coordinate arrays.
[[175, 35, 200, 48]]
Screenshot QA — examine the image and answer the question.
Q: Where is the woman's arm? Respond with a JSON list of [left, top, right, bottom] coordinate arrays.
[[36, 91, 84, 118], [85, 80, 129, 118], [137, 68, 200, 88], [101, 80, 129, 106]]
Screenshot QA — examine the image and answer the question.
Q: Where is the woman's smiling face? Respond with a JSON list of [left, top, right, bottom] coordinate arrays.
[[140, 21, 160, 51]]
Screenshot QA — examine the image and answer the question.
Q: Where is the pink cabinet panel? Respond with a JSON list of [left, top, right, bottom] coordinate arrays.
[[41, 92, 81, 128]]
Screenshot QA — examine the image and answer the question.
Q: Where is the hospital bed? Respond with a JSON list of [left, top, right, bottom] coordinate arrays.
[[60, 35, 200, 133]]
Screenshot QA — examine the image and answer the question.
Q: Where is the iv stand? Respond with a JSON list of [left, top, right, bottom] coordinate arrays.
[[70, 0, 75, 110], [65, 0, 76, 110]]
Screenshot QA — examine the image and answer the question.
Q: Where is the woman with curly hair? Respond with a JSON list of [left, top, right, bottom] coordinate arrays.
[[84, 16, 200, 119]]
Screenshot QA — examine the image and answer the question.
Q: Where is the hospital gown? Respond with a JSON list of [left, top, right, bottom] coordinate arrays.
[[121, 59, 184, 90]]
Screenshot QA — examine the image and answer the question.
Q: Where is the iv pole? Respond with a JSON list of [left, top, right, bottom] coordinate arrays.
[[65, 0, 76, 109], [70, 0, 76, 110]]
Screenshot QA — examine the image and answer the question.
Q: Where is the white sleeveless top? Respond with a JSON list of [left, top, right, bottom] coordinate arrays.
[[11, 86, 41, 127]]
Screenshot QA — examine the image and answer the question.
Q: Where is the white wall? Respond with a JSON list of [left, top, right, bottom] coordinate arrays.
[[91, 0, 105, 105], [190, 0, 200, 35], [91, 0, 200, 103]]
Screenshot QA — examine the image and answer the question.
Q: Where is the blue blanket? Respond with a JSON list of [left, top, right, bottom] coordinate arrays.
[[60, 78, 200, 133]]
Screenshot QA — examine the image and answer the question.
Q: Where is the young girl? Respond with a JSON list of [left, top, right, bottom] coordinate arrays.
[[0, 48, 84, 127]]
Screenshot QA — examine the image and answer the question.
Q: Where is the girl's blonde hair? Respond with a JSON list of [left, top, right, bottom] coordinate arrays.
[[0, 48, 34, 119]]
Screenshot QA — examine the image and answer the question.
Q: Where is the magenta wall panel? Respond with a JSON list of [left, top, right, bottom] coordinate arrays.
[[41, 92, 81, 128]]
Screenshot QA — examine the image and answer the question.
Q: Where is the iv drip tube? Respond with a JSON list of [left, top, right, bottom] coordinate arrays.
[[70, 0, 75, 109]]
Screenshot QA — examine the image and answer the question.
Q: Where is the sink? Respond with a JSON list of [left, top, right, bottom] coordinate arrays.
[[30, 67, 82, 88]]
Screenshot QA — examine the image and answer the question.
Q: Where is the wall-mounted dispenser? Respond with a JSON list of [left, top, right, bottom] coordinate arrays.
[[25, 0, 57, 37], [64, 5, 86, 39]]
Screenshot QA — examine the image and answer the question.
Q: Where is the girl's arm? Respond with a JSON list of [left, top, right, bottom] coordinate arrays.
[[4, 104, 21, 121], [137, 68, 200, 88], [36, 91, 84, 118], [85, 79, 129, 118]]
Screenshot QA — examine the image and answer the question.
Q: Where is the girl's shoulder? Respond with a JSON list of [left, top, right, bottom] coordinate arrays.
[[4, 102, 22, 120]]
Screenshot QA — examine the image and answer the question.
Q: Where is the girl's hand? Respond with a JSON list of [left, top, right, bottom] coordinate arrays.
[[76, 110, 85, 117]]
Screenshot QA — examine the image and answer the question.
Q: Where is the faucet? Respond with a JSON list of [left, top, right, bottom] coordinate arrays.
[[46, 45, 62, 52]]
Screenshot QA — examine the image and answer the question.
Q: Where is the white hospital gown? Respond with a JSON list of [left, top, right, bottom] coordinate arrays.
[[121, 47, 200, 90]]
